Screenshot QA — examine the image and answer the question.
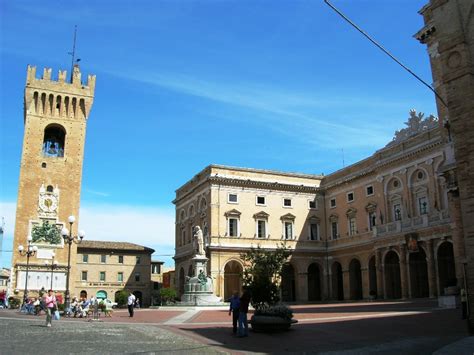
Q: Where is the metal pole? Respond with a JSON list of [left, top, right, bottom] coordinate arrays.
[[23, 250, 30, 305], [65, 225, 72, 311], [50, 262, 54, 290]]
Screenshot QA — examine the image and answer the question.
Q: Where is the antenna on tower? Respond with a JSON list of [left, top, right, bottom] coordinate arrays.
[[68, 25, 81, 82]]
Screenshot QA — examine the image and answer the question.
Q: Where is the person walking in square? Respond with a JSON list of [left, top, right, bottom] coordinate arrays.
[[43, 289, 57, 327], [127, 292, 136, 317], [228, 291, 240, 335], [238, 287, 251, 337]]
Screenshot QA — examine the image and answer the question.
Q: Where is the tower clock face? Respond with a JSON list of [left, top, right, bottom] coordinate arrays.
[[39, 195, 58, 212]]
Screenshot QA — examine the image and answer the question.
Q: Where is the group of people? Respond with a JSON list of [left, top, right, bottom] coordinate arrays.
[[69, 296, 96, 318], [228, 287, 251, 337]]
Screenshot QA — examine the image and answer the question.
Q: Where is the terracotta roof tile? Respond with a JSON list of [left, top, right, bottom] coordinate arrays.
[[78, 240, 154, 253]]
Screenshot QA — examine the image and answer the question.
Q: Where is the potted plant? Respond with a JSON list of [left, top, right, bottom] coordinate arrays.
[[241, 243, 298, 332]]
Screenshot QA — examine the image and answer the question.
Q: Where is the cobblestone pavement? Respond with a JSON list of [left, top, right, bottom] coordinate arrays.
[[0, 300, 471, 354]]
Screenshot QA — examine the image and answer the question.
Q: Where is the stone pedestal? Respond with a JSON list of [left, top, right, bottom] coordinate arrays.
[[180, 255, 222, 305]]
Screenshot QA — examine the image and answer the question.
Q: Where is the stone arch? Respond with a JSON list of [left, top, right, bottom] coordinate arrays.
[[43, 124, 66, 158], [409, 247, 429, 298], [384, 176, 403, 195], [133, 291, 142, 306], [349, 259, 363, 300], [188, 204, 195, 218], [224, 260, 243, 301], [80, 290, 87, 299], [307, 263, 322, 301], [437, 241, 456, 295], [180, 209, 186, 222], [408, 167, 430, 187], [281, 263, 296, 302], [199, 197, 207, 212], [332, 261, 344, 300], [384, 250, 402, 299]]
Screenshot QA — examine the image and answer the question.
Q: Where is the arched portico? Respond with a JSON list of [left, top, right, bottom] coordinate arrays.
[[281, 264, 296, 302], [409, 248, 429, 298], [384, 251, 402, 299], [332, 262, 344, 301], [349, 259, 363, 300], [224, 260, 243, 301], [307, 263, 322, 301]]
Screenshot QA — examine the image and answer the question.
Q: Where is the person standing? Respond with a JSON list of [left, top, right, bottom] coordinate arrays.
[[238, 287, 251, 337], [461, 288, 468, 319], [228, 291, 240, 335], [43, 289, 57, 327], [127, 292, 136, 317]]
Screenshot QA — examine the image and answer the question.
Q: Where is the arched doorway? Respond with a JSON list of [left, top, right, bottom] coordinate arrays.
[[384, 251, 402, 299], [188, 265, 193, 277], [96, 290, 107, 300], [437, 242, 456, 295], [224, 260, 243, 301], [332, 262, 344, 300], [179, 267, 185, 297], [307, 263, 321, 301], [133, 291, 143, 307], [409, 248, 429, 298], [281, 264, 296, 302], [368, 256, 377, 297], [80, 290, 87, 300], [349, 259, 363, 300], [114, 291, 121, 303]]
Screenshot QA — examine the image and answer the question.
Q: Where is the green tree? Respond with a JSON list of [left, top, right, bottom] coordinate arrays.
[[240, 243, 291, 310], [115, 290, 129, 307], [159, 288, 178, 305]]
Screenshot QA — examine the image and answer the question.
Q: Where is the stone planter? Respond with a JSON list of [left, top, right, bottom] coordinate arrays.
[[250, 315, 298, 332]]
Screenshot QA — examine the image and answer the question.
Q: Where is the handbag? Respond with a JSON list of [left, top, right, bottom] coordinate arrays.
[[54, 310, 60, 320]]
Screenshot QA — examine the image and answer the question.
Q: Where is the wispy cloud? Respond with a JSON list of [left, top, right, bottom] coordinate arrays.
[[83, 188, 110, 197]]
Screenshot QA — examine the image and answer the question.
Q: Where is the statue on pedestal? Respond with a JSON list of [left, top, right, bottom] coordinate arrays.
[[193, 226, 205, 256]]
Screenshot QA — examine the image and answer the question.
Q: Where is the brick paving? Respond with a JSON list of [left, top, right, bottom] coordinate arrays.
[[0, 300, 471, 354]]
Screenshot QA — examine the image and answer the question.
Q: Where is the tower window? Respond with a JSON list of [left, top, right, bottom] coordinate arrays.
[[46, 185, 54, 193], [43, 124, 66, 158]]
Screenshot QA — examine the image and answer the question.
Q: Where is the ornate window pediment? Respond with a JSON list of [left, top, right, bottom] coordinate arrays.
[[307, 215, 320, 223], [225, 209, 241, 218], [346, 207, 357, 218], [280, 213, 296, 221], [365, 202, 377, 213], [329, 213, 339, 222], [253, 211, 269, 220]]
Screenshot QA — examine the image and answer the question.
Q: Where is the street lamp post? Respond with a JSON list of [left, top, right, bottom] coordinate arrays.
[[44, 252, 59, 290], [61, 215, 85, 312], [18, 235, 38, 305]]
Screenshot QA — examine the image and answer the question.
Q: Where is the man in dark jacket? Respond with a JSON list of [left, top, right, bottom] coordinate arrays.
[[228, 291, 240, 335], [238, 287, 251, 337]]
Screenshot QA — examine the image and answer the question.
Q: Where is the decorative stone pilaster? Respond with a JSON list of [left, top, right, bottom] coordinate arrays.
[[425, 239, 438, 298], [399, 246, 409, 299], [376, 249, 385, 299]]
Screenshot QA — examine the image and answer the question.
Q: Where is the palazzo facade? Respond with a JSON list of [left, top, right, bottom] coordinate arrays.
[[174, 112, 460, 302]]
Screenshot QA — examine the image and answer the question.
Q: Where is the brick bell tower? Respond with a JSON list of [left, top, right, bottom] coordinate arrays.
[[11, 64, 95, 301]]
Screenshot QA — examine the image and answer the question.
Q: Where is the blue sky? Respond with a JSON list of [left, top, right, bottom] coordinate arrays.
[[0, 0, 437, 268]]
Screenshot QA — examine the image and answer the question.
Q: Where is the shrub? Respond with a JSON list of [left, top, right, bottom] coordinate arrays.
[[159, 288, 177, 305], [115, 290, 129, 307], [8, 297, 21, 309]]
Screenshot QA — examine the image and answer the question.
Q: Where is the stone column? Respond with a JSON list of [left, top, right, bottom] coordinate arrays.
[[297, 272, 308, 302], [342, 268, 350, 300], [376, 249, 385, 299], [399, 246, 409, 299], [361, 267, 369, 299], [425, 239, 438, 298], [323, 258, 332, 300], [448, 191, 467, 285]]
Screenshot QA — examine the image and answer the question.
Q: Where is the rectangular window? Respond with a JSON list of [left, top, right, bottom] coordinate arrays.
[[309, 200, 317, 209], [228, 193, 238, 203], [117, 272, 123, 282], [347, 192, 354, 202], [135, 273, 140, 282], [257, 220, 266, 238], [82, 254, 88, 263], [349, 218, 357, 236], [228, 218, 238, 237], [283, 198, 292, 207], [394, 204, 402, 221], [332, 222, 338, 239], [310, 223, 319, 241], [136, 256, 141, 264], [99, 271, 106, 282], [330, 198, 336, 208], [152, 264, 160, 274], [256, 196, 266, 205], [366, 185, 374, 196], [81, 271, 87, 281], [418, 197, 428, 215], [101, 254, 106, 263], [369, 212, 376, 231], [284, 221, 293, 240], [118, 255, 124, 264]]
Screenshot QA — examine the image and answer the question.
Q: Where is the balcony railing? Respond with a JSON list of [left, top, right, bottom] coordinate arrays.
[[373, 210, 450, 238]]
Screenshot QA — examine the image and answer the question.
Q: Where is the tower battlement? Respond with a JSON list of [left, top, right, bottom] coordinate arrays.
[[26, 64, 96, 96]]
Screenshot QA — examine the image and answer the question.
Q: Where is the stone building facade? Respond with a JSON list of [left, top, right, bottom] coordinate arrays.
[[75, 241, 154, 307], [11, 65, 95, 300], [415, 0, 474, 329], [174, 115, 459, 303]]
